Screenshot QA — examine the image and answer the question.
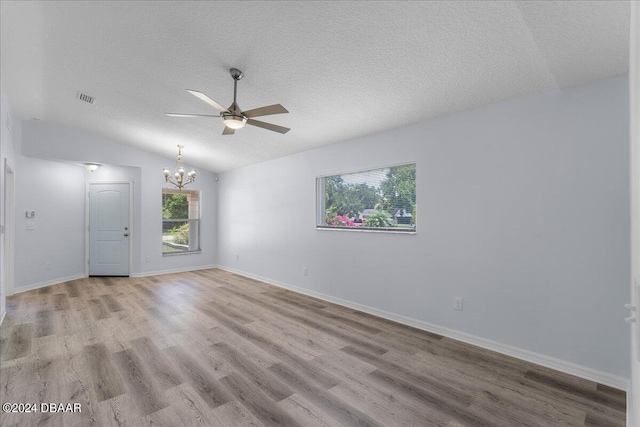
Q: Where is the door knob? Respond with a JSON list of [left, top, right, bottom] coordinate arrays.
[[124, 233, 129, 237]]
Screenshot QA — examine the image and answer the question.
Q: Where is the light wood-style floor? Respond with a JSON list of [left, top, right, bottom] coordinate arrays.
[[0, 269, 626, 426]]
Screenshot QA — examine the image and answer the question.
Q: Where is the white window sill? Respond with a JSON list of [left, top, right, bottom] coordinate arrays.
[[316, 226, 416, 234], [163, 250, 202, 257]]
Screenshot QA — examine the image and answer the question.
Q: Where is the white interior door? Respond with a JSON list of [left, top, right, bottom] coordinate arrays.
[[89, 183, 130, 276]]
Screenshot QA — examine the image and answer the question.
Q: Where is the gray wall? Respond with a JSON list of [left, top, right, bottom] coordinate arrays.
[[217, 74, 630, 378]]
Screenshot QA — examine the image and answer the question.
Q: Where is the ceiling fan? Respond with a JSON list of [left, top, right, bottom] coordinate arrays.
[[166, 68, 290, 135]]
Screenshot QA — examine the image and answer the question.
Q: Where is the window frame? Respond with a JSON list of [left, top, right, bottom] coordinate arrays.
[[316, 162, 417, 234], [162, 188, 202, 256]]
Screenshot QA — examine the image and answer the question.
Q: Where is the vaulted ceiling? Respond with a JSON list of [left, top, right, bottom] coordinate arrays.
[[0, 1, 630, 172]]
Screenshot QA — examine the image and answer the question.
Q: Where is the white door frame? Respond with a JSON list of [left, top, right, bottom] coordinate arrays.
[[4, 159, 15, 296], [628, 2, 640, 424], [85, 181, 133, 277]]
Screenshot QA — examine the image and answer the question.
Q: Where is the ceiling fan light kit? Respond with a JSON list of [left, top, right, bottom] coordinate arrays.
[[222, 111, 248, 129], [166, 68, 290, 135]]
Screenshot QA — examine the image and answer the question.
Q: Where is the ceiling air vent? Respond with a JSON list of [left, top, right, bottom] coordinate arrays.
[[76, 91, 95, 104]]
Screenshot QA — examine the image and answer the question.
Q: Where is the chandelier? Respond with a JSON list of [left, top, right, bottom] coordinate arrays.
[[163, 145, 196, 190]]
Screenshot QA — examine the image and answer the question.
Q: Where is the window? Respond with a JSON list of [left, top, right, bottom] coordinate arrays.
[[162, 189, 201, 254], [316, 163, 416, 232]]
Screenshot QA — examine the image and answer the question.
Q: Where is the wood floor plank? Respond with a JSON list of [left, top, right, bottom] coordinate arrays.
[[220, 286, 389, 356], [366, 368, 494, 426], [584, 410, 626, 427], [64, 280, 81, 298], [129, 336, 182, 390], [165, 383, 219, 427], [100, 294, 124, 313], [269, 362, 382, 427], [277, 394, 341, 427], [211, 400, 266, 427], [211, 341, 294, 402], [83, 342, 126, 402], [4, 323, 33, 361], [133, 405, 184, 427], [245, 320, 325, 361], [164, 345, 231, 409], [146, 306, 181, 333], [207, 298, 255, 324], [329, 376, 447, 427], [87, 299, 112, 321], [198, 303, 341, 390], [112, 348, 168, 416], [219, 373, 299, 426], [262, 291, 381, 335], [34, 310, 55, 338], [0, 269, 626, 426], [53, 293, 71, 311], [380, 349, 587, 425]]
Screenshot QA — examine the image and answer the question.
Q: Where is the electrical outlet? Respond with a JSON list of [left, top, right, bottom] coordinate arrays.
[[26, 222, 35, 230], [145, 256, 150, 263], [454, 297, 463, 311], [46, 262, 52, 271], [303, 267, 308, 276]]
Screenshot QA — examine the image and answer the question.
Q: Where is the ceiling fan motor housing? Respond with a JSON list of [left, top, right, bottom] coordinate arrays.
[[221, 101, 248, 128]]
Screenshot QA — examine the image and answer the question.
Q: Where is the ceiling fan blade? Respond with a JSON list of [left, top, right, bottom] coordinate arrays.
[[242, 104, 289, 118], [246, 119, 290, 134], [166, 113, 219, 117], [222, 127, 235, 135], [186, 89, 229, 113]]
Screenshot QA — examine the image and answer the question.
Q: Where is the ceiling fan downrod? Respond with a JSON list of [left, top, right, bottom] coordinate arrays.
[[230, 68, 243, 106]]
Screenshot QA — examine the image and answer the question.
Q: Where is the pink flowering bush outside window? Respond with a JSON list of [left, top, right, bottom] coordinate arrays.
[[325, 211, 356, 227]]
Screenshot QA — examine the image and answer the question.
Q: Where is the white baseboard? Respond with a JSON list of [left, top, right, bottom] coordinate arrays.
[[13, 274, 86, 295], [131, 264, 218, 278], [217, 265, 630, 392], [10, 265, 218, 293]]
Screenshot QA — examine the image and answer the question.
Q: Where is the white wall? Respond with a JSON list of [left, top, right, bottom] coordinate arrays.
[[15, 120, 217, 288], [14, 155, 85, 290], [218, 74, 630, 382]]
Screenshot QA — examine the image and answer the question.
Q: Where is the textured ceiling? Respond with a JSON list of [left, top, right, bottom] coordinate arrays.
[[0, 1, 630, 172]]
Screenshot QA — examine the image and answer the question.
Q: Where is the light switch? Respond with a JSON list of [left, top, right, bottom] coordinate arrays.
[[26, 211, 35, 218]]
